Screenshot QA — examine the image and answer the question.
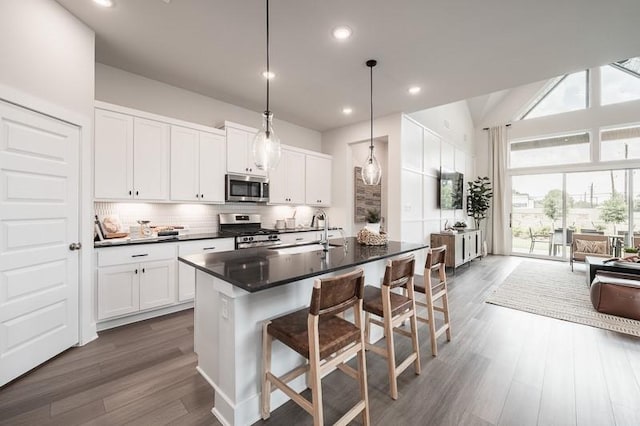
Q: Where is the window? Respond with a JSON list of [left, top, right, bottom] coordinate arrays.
[[601, 125, 640, 161], [601, 58, 640, 106], [520, 71, 588, 120], [510, 132, 590, 168]]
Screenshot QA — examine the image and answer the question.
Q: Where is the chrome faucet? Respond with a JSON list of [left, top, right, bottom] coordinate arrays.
[[314, 209, 329, 251]]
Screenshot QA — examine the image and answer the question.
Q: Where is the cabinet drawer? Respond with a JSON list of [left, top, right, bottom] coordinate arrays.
[[178, 238, 234, 256], [279, 232, 318, 245], [97, 243, 177, 267]]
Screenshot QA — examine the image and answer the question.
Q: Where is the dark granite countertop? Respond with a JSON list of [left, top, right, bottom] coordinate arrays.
[[94, 232, 229, 248], [178, 237, 428, 293], [263, 227, 341, 233]]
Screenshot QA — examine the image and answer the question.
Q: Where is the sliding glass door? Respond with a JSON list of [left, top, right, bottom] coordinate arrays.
[[512, 169, 636, 259]]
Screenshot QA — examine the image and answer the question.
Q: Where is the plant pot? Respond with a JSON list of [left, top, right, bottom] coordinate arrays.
[[365, 222, 380, 234]]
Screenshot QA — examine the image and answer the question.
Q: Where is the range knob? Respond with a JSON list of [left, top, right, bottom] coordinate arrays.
[[249, 237, 254, 241], [243, 237, 250, 242]]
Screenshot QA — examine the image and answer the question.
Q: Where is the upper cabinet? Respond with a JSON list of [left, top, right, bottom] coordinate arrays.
[[170, 126, 226, 203], [224, 123, 266, 177], [305, 154, 331, 206], [269, 148, 305, 204], [95, 108, 169, 201]]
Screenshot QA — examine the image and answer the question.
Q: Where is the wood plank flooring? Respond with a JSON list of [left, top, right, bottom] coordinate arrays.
[[1, 255, 639, 425]]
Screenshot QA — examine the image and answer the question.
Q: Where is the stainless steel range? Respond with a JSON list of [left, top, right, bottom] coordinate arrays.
[[218, 213, 281, 249]]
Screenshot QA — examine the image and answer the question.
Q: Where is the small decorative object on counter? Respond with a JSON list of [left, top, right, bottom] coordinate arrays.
[[365, 208, 381, 233], [103, 215, 122, 233], [285, 218, 296, 229], [453, 220, 468, 231], [357, 227, 388, 246], [137, 220, 152, 237]]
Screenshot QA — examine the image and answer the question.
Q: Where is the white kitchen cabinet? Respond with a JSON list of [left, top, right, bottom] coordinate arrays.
[[305, 154, 332, 206], [97, 264, 139, 320], [94, 108, 170, 200], [269, 148, 305, 204], [170, 126, 226, 203], [279, 231, 320, 245], [139, 260, 176, 310], [225, 123, 266, 177], [177, 238, 234, 301], [96, 243, 177, 321]]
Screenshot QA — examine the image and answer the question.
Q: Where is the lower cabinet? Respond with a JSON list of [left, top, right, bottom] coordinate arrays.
[[430, 230, 481, 269], [177, 238, 234, 301], [97, 259, 176, 321]]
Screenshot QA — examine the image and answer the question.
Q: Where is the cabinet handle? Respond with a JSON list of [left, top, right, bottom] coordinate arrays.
[[142, 268, 145, 273], [135, 269, 138, 274], [135, 190, 139, 196], [196, 194, 200, 198], [295, 237, 304, 241], [131, 254, 149, 258], [129, 190, 132, 196], [202, 246, 216, 250], [249, 168, 252, 172], [201, 194, 204, 198]]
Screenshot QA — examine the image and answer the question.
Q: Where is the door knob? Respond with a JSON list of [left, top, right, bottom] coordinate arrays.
[[69, 242, 82, 251]]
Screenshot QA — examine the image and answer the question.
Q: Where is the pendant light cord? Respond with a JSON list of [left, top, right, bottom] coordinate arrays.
[[265, 0, 270, 115], [369, 63, 373, 161]]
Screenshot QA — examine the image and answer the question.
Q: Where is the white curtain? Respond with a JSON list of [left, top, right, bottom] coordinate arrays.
[[489, 126, 510, 254]]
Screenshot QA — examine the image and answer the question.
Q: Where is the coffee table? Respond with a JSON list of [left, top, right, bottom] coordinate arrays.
[[585, 256, 640, 286]]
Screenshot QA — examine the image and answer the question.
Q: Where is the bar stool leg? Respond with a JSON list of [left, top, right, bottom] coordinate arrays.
[[443, 290, 452, 342], [426, 287, 438, 357], [261, 322, 272, 419], [354, 303, 370, 426], [410, 305, 421, 374], [382, 287, 399, 400], [364, 311, 371, 344], [308, 318, 324, 426]]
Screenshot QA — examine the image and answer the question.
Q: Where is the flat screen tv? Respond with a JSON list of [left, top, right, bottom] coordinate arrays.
[[439, 171, 464, 210]]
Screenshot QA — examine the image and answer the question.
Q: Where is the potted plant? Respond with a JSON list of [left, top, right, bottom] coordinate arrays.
[[466, 177, 493, 255], [623, 246, 638, 257], [365, 208, 381, 233]]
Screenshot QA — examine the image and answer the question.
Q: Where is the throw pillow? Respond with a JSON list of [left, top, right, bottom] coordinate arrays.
[[575, 239, 608, 254]]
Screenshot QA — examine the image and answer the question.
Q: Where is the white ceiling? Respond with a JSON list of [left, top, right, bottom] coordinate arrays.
[[57, 0, 640, 131]]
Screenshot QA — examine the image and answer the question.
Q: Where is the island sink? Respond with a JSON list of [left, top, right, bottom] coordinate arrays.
[[268, 242, 342, 255]]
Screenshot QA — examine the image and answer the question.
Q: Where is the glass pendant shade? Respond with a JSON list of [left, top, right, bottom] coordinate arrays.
[[361, 150, 382, 185], [253, 112, 281, 171]]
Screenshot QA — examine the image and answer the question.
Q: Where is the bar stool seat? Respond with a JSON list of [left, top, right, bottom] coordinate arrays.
[[362, 286, 413, 317], [267, 308, 361, 359]]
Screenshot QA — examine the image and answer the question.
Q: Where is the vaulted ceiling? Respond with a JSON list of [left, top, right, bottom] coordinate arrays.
[[57, 0, 640, 131]]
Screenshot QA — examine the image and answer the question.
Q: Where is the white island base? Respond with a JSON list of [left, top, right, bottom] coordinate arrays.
[[193, 260, 389, 426]]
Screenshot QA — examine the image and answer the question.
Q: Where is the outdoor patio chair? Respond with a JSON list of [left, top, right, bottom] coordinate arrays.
[[528, 228, 549, 254]]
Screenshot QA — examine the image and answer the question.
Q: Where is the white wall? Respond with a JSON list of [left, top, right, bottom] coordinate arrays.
[[0, 0, 96, 344], [95, 64, 321, 152], [409, 100, 476, 155], [321, 113, 402, 238], [0, 0, 95, 117]]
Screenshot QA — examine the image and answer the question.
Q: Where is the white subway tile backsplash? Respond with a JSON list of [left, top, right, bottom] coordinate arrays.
[[94, 202, 321, 233]]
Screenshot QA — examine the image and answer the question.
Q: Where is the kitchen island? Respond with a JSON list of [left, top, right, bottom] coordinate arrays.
[[178, 237, 428, 426]]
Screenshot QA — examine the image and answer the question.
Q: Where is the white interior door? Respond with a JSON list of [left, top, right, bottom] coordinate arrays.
[[0, 100, 80, 386]]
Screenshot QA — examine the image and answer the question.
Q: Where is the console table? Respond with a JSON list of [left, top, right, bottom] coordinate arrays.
[[430, 230, 481, 269]]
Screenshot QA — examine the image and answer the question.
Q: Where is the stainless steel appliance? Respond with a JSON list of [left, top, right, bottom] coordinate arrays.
[[219, 213, 280, 249], [225, 174, 269, 203]]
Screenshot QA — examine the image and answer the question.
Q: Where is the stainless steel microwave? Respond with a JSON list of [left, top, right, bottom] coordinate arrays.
[[225, 174, 269, 203]]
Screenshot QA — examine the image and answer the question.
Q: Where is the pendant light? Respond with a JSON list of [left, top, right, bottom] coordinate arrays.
[[362, 59, 382, 185], [253, 0, 281, 171]]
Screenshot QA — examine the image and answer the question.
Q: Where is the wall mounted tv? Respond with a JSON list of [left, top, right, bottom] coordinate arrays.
[[439, 171, 464, 210]]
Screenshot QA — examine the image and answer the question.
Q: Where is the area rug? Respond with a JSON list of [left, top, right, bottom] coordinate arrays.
[[486, 261, 640, 337]]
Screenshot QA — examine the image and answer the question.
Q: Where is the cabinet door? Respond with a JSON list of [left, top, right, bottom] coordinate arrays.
[[268, 150, 288, 204], [170, 126, 200, 201], [177, 238, 234, 301], [305, 155, 331, 206], [454, 234, 465, 266], [139, 259, 176, 311], [133, 117, 170, 200], [199, 132, 226, 203], [97, 265, 139, 320], [94, 109, 133, 199], [226, 128, 250, 174], [287, 151, 306, 204]]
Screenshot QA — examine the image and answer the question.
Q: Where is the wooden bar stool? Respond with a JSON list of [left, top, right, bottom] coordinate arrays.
[[413, 245, 451, 356], [261, 268, 370, 426], [362, 254, 420, 400]]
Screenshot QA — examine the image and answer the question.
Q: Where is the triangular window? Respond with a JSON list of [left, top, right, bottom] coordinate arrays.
[[519, 70, 588, 120], [601, 57, 640, 106]]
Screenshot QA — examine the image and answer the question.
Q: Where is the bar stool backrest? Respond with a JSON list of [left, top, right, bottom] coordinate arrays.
[[310, 268, 364, 316], [382, 255, 415, 289], [426, 246, 446, 271]]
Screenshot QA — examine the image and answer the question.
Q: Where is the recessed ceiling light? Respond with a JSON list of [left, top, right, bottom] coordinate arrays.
[[262, 71, 275, 79], [342, 107, 353, 115], [332, 26, 352, 40], [93, 0, 114, 7], [408, 86, 421, 95]]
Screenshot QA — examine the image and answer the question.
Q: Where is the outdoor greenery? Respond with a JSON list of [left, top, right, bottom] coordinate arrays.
[[466, 177, 493, 230], [600, 193, 627, 233]]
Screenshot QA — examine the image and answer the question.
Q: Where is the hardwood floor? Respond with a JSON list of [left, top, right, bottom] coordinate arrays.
[[1, 255, 639, 425]]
